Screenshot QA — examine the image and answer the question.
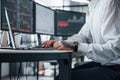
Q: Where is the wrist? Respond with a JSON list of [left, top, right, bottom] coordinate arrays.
[[73, 41, 78, 52], [60, 41, 78, 52]]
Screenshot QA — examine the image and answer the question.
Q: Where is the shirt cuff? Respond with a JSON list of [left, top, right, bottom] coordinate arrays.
[[78, 43, 89, 53]]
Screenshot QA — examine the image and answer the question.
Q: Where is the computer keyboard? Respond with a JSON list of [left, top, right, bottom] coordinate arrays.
[[32, 47, 56, 50], [14, 46, 56, 50], [29, 45, 56, 50], [0, 45, 56, 50], [0, 47, 13, 49]]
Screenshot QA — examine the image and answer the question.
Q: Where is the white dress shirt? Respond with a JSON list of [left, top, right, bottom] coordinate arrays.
[[66, 0, 120, 65]]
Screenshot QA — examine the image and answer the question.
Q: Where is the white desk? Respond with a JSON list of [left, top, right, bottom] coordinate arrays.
[[0, 49, 72, 80]]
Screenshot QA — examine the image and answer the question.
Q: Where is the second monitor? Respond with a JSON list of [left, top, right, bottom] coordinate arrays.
[[34, 3, 55, 35], [55, 10, 86, 36], [34, 3, 86, 37]]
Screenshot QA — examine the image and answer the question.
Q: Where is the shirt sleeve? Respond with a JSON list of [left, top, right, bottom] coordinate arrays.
[[66, 1, 94, 43], [78, 0, 120, 65], [66, 21, 92, 43]]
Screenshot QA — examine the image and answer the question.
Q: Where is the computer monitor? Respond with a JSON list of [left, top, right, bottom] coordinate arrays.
[[34, 3, 55, 35], [1, 0, 34, 33], [34, 3, 85, 37], [55, 10, 86, 37]]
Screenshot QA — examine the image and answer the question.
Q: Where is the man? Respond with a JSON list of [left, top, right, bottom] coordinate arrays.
[[42, 0, 120, 80]]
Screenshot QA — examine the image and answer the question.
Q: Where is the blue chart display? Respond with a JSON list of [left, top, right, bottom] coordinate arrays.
[[1, 0, 34, 33], [55, 10, 86, 36]]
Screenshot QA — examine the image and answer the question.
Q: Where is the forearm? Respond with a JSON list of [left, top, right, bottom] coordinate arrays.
[[78, 40, 120, 65]]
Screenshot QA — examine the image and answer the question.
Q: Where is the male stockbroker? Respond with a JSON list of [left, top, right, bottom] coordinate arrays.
[[42, 0, 120, 80]]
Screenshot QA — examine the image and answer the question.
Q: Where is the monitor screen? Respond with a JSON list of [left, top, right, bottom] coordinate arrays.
[[34, 3, 55, 35], [55, 10, 86, 37], [1, 0, 34, 33], [19, 0, 34, 33], [1, 0, 17, 31]]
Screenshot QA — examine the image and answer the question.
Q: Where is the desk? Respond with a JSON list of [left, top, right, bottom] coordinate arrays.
[[0, 49, 72, 80]]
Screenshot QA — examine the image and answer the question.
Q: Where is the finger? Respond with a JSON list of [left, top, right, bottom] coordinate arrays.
[[45, 41, 52, 48], [53, 41, 62, 48], [42, 41, 49, 48], [53, 44, 62, 48], [41, 41, 47, 47], [57, 46, 72, 50]]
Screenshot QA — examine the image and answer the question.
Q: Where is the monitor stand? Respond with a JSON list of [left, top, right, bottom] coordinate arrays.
[[37, 34, 41, 46]]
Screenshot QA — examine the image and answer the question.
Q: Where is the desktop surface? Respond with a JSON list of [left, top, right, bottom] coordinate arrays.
[[0, 48, 72, 53], [0, 46, 72, 51], [0, 49, 72, 80], [0, 48, 72, 63]]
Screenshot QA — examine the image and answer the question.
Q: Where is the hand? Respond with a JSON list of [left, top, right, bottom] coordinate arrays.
[[42, 40, 57, 48], [53, 41, 73, 50]]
